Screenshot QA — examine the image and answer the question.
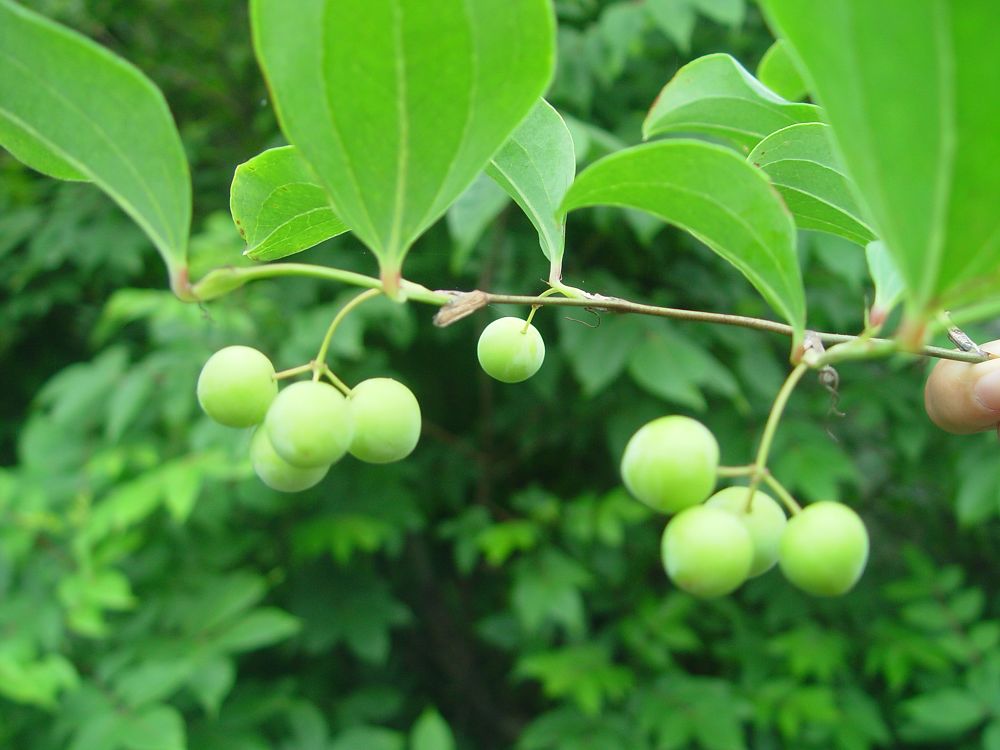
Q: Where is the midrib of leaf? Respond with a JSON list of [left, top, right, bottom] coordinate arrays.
[[923, 1, 956, 305], [0, 49, 180, 256], [760, 159, 858, 207], [388, 0, 409, 260], [253, 181, 327, 239], [317, 2, 380, 249], [581, 179, 795, 322], [777, 184, 867, 225], [252, 206, 331, 249]]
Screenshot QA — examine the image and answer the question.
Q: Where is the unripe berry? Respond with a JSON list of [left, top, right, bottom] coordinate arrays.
[[348, 378, 422, 464], [477, 317, 545, 383], [779, 501, 869, 596], [706, 486, 787, 577], [620, 416, 718, 514], [264, 380, 354, 468], [661, 505, 753, 598], [250, 426, 329, 493], [197, 345, 277, 428]]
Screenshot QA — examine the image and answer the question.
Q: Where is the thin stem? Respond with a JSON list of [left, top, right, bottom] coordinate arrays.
[[762, 472, 802, 516], [312, 288, 382, 381], [745, 363, 810, 511], [716, 464, 757, 478], [273, 363, 313, 381], [524, 287, 563, 329], [322, 364, 353, 397]]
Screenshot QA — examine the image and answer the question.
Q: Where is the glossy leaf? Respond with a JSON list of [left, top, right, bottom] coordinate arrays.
[[251, 0, 555, 292], [748, 123, 875, 245], [762, 0, 1000, 321], [642, 53, 820, 152], [0, 0, 190, 277], [866, 241, 905, 324], [756, 39, 807, 101], [230, 146, 349, 262], [561, 140, 805, 338], [486, 100, 575, 277]]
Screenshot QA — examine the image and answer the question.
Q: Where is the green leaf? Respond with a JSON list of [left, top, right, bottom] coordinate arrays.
[[748, 123, 875, 246], [642, 53, 820, 152], [761, 0, 1000, 322], [230, 146, 349, 262], [866, 240, 905, 325], [646, 0, 696, 52], [690, 0, 745, 27], [756, 39, 807, 101], [330, 727, 404, 750], [214, 608, 301, 653], [445, 173, 509, 274], [120, 705, 186, 750], [561, 140, 805, 340], [0, 0, 190, 277], [410, 709, 455, 750], [250, 0, 555, 293], [900, 688, 986, 738], [486, 99, 575, 276]]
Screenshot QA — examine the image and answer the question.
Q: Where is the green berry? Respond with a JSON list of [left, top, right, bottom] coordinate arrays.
[[348, 377, 422, 464], [620, 416, 719, 514], [706, 486, 787, 578], [250, 426, 329, 493], [197, 345, 277, 428], [264, 380, 354, 468], [779, 501, 869, 596], [661, 505, 753, 598], [477, 316, 545, 383]]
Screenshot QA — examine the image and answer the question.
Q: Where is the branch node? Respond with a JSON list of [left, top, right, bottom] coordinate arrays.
[[433, 290, 489, 327]]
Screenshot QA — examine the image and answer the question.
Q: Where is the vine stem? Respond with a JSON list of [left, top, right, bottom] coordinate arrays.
[[274, 363, 313, 381], [321, 364, 353, 396], [716, 465, 756, 478], [312, 288, 382, 382], [178, 263, 991, 364], [744, 362, 810, 512]]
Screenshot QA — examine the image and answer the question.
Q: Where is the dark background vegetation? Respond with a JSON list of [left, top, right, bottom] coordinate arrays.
[[3, 1, 1000, 748]]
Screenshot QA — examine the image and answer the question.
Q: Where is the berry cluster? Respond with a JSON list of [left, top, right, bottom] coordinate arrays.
[[197, 345, 421, 492], [621, 416, 869, 598]]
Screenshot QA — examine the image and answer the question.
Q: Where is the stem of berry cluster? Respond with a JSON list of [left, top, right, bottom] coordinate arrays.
[[743, 362, 810, 514], [312, 287, 382, 383]]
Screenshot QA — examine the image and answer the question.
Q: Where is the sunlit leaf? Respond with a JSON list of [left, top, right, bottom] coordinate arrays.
[[231, 146, 349, 262], [756, 39, 807, 101]]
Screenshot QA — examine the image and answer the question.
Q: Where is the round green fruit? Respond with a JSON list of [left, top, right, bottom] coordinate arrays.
[[661, 505, 753, 598], [197, 345, 277, 428], [779, 501, 869, 596], [264, 380, 354, 468], [348, 378, 422, 464], [706, 486, 787, 578], [250, 426, 329, 493], [620, 416, 719, 514], [477, 317, 545, 383]]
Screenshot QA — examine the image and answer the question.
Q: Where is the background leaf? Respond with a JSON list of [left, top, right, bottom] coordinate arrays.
[[755, 39, 807, 101], [748, 123, 875, 245], [250, 0, 555, 287], [230, 146, 349, 262], [0, 0, 190, 277], [761, 0, 1000, 322], [561, 140, 805, 339], [486, 100, 575, 278], [642, 53, 820, 153], [866, 240, 905, 325]]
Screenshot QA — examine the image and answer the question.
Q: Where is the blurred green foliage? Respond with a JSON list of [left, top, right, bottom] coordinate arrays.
[[3, 1, 1000, 748]]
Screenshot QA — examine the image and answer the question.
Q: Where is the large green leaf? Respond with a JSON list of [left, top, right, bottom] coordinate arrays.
[[0, 0, 190, 278], [642, 53, 820, 153], [762, 0, 1000, 322], [486, 100, 575, 280], [748, 123, 875, 245], [560, 140, 804, 339], [230, 146, 349, 262], [250, 0, 555, 296]]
